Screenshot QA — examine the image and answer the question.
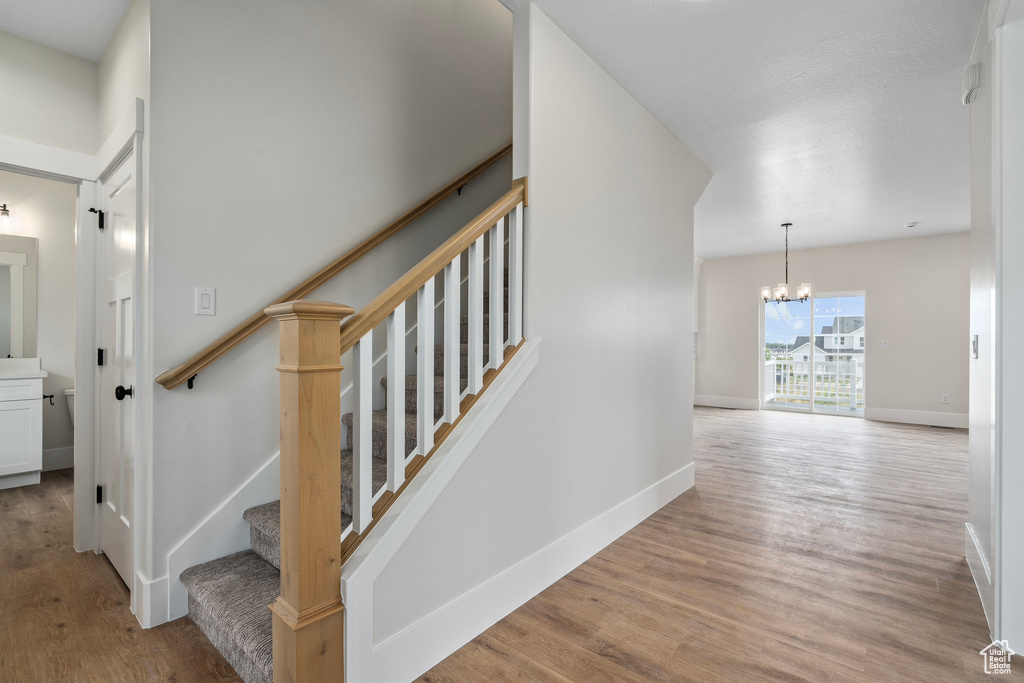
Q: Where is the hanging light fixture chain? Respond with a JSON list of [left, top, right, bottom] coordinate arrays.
[[762, 222, 807, 303]]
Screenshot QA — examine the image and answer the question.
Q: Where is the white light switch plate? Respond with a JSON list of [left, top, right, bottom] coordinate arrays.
[[881, 340, 889, 349], [195, 287, 216, 316]]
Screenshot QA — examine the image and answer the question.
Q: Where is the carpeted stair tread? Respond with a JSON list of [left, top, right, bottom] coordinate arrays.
[[243, 495, 359, 570], [340, 448, 388, 519], [379, 374, 468, 418], [460, 313, 509, 344], [342, 410, 418, 458], [432, 343, 491, 376], [180, 550, 277, 683], [381, 374, 445, 393], [342, 409, 417, 438]]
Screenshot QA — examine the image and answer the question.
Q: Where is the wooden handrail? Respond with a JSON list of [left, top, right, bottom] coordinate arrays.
[[154, 143, 513, 390], [338, 179, 526, 355]]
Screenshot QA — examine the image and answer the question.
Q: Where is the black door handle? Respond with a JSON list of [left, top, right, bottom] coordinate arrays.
[[115, 385, 134, 401]]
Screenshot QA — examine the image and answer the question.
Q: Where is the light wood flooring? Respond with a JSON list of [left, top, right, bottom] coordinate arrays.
[[1, 410, 1017, 682], [0, 469, 241, 683], [421, 407, 1021, 682]]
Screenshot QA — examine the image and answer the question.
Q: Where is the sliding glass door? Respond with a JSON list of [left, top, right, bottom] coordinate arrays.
[[762, 293, 865, 415], [763, 299, 812, 411]]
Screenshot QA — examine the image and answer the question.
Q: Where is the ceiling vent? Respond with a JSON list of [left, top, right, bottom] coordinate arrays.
[[962, 63, 981, 105]]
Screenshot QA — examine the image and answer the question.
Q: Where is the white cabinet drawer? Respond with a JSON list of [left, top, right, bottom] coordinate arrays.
[[0, 399, 42, 476], [0, 379, 42, 402]]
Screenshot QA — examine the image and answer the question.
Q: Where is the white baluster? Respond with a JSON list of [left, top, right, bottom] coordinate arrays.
[[489, 216, 504, 369], [443, 256, 461, 422], [508, 203, 524, 345], [417, 279, 434, 456], [387, 302, 405, 493], [352, 332, 372, 533], [468, 236, 485, 394]]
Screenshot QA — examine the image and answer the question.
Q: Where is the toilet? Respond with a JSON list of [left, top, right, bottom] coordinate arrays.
[[64, 388, 75, 427]]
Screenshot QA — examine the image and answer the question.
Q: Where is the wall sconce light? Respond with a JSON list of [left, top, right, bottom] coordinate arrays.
[[0, 204, 9, 227]]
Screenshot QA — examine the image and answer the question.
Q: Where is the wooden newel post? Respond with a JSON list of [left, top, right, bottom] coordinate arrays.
[[265, 300, 355, 683]]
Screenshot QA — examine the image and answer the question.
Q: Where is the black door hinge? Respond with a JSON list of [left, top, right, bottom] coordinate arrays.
[[96, 485, 103, 504], [97, 348, 105, 366], [88, 208, 105, 230]]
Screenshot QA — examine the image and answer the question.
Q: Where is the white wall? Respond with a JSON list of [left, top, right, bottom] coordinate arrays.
[[98, 0, 150, 147], [370, 2, 710, 673], [997, 14, 1024, 648], [967, 0, 998, 629], [967, 0, 1024, 647], [0, 170, 78, 467], [145, 0, 513, 602], [696, 233, 970, 426], [0, 30, 98, 155]]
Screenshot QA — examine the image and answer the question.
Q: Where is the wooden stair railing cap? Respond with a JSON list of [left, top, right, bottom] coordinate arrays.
[[338, 180, 526, 355], [154, 142, 512, 390]]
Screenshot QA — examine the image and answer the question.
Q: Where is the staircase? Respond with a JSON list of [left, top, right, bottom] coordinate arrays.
[[179, 250, 518, 681]]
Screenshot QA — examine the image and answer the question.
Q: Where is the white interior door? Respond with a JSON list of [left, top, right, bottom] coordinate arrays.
[[97, 150, 137, 589]]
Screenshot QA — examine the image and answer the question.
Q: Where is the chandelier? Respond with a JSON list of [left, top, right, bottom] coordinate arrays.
[[761, 223, 810, 303]]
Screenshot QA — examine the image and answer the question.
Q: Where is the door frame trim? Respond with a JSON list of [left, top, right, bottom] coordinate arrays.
[[94, 101, 146, 619]]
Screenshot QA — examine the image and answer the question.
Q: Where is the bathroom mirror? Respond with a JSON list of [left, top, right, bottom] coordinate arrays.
[[0, 234, 38, 358]]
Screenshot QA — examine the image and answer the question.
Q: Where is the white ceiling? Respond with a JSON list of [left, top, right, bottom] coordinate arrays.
[[499, 0, 985, 259], [0, 0, 130, 62]]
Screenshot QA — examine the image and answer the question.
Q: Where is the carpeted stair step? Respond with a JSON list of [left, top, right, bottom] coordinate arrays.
[[482, 286, 509, 310], [242, 452, 377, 569], [460, 313, 509, 344], [380, 374, 472, 419], [342, 410, 417, 459], [433, 343, 490, 377], [180, 550, 277, 683]]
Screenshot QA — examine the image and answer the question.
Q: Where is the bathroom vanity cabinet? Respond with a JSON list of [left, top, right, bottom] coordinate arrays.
[[0, 361, 47, 490]]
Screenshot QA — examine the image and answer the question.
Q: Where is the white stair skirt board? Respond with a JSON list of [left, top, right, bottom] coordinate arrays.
[[342, 337, 540, 683], [694, 394, 760, 410], [164, 452, 281, 624], [864, 407, 968, 429], [42, 446, 74, 472], [366, 463, 693, 683], [966, 522, 995, 638]]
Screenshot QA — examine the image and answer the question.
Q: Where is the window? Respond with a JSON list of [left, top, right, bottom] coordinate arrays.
[[859, 337, 864, 348]]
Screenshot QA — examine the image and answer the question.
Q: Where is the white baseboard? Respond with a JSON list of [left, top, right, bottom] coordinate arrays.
[[966, 522, 995, 639], [694, 394, 759, 410], [864, 407, 968, 429], [0, 471, 40, 491], [163, 452, 281, 624], [42, 446, 74, 471], [134, 571, 169, 629], [366, 461, 695, 683]]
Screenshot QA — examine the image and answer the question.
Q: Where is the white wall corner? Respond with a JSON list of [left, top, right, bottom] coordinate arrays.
[[366, 461, 694, 683], [163, 452, 281, 625], [694, 394, 760, 410], [864, 407, 969, 429], [134, 571, 169, 629]]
